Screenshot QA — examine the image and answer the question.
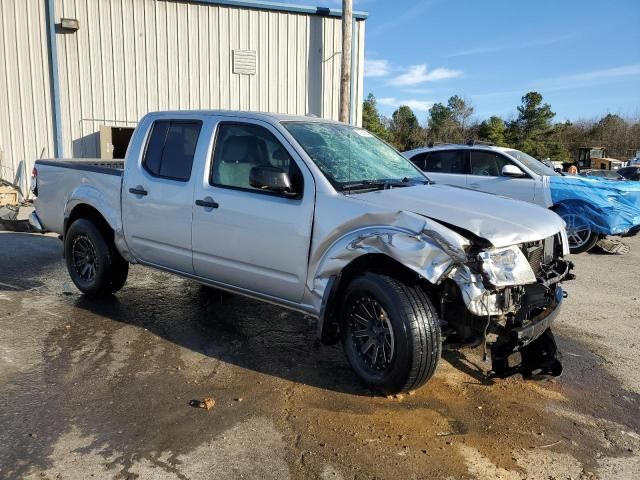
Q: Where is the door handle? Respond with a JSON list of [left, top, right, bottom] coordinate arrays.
[[129, 187, 148, 196], [195, 198, 219, 209]]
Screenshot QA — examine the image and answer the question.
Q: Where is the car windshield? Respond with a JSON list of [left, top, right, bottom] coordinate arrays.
[[283, 122, 428, 190], [504, 149, 561, 177]]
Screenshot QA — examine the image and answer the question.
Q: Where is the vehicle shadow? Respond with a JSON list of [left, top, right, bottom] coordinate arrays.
[[72, 280, 372, 396], [441, 350, 494, 386], [0, 232, 63, 290], [71, 274, 493, 396]]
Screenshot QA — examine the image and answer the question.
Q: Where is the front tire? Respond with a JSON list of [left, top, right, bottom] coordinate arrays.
[[341, 273, 441, 395], [64, 219, 129, 296], [559, 212, 599, 254]]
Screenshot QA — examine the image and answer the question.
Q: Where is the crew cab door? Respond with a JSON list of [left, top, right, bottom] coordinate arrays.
[[466, 150, 537, 203], [122, 116, 207, 273], [409, 150, 467, 187], [191, 119, 315, 302]]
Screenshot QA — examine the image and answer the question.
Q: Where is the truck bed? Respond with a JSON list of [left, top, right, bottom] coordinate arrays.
[[34, 158, 124, 235], [36, 159, 125, 175]]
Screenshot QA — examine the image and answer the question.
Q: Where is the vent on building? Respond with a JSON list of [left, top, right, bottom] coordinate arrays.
[[232, 50, 257, 75]]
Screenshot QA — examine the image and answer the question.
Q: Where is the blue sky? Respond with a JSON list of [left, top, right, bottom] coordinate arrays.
[[278, 0, 640, 123]]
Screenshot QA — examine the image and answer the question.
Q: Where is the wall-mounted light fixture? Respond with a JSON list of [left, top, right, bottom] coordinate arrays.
[[60, 18, 80, 32]]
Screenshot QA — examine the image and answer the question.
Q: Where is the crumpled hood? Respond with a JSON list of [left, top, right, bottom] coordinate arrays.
[[354, 184, 565, 248]]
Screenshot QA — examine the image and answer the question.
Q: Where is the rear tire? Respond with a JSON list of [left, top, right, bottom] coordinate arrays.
[[64, 218, 129, 296], [341, 273, 441, 395]]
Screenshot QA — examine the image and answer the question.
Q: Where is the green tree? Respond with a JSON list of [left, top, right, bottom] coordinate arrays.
[[546, 122, 574, 163], [362, 93, 391, 141], [389, 105, 424, 151], [427, 102, 456, 143], [507, 91, 555, 158], [478, 116, 506, 146], [514, 91, 555, 137], [427, 96, 474, 143]]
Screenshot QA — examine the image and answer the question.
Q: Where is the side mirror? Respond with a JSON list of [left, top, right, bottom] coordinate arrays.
[[250, 166, 296, 196], [502, 164, 525, 177]]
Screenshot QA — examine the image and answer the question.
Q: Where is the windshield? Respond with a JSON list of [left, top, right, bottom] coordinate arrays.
[[504, 149, 561, 177], [283, 122, 428, 189]]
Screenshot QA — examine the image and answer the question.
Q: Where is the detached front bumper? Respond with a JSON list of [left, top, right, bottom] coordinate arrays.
[[490, 286, 564, 379], [512, 286, 564, 347]]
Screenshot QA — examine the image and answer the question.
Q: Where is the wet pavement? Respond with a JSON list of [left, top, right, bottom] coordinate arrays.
[[1, 232, 639, 479]]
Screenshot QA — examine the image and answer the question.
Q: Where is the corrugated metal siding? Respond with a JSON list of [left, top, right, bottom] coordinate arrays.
[[54, 0, 365, 158], [0, 0, 54, 196], [0, 0, 365, 190]]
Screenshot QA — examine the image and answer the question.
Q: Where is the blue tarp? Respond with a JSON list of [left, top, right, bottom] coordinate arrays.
[[549, 176, 640, 235]]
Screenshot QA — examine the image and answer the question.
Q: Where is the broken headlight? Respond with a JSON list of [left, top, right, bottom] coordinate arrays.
[[478, 245, 537, 287]]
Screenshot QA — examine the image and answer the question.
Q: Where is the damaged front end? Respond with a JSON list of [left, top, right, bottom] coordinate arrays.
[[443, 233, 573, 379], [310, 208, 572, 381]]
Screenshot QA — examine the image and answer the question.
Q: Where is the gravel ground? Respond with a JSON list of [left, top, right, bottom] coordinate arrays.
[[0, 231, 639, 479]]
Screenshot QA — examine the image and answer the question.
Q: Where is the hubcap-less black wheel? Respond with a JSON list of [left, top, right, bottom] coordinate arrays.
[[72, 235, 98, 282], [348, 296, 395, 373]]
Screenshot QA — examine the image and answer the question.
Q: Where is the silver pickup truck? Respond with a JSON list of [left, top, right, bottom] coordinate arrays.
[[32, 111, 573, 394]]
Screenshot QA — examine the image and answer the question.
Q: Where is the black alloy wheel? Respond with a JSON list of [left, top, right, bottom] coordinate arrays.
[[71, 235, 98, 282], [348, 295, 396, 374], [64, 218, 129, 296], [341, 273, 441, 395]]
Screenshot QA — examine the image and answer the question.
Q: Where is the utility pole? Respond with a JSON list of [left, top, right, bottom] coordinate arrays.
[[339, 0, 352, 123]]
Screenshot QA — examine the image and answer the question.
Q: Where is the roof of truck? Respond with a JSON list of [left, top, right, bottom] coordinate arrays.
[[145, 110, 346, 125]]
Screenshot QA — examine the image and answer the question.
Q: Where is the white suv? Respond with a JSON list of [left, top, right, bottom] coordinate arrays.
[[404, 144, 640, 254]]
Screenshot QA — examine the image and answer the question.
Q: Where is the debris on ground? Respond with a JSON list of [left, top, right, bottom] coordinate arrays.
[[386, 394, 405, 400], [595, 237, 630, 255], [189, 398, 216, 410], [0, 183, 20, 206], [0, 205, 18, 220], [0, 203, 37, 233]]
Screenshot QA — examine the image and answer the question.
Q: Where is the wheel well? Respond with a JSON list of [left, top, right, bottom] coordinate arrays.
[[338, 254, 422, 287], [65, 204, 114, 242], [319, 253, 436, 344]]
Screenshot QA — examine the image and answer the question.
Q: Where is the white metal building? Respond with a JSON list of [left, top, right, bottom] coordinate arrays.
[[0, 0, 367, 195]]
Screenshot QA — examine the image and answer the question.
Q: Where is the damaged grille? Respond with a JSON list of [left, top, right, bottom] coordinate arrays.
[[521, 236, 557, 275], [521, 241, 544, 274]]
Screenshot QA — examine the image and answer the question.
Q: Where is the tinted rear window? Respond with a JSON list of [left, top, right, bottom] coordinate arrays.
[[424, 150, 466, 174], [469, 150, 511, 176], [143, 120, 202, 181]]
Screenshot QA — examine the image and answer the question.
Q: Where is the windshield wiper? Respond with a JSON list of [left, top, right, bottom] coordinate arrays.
[[340, 177, 421, 192]]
